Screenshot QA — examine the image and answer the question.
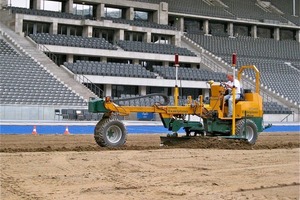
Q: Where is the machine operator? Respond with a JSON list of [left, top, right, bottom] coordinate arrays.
[[223, 73, 241, 117]]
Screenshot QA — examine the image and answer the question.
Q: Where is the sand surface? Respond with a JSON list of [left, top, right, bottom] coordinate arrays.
[[1, 132, 299, 200]]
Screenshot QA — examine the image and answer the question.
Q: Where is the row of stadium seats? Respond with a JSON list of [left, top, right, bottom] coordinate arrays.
[[263, 102, 292, 114], [187, 34, 300, 60], [64, 60, 227, 82], [9, 6, 92, 20], [108, 17, 176, 30], [29, 33, 117, 50], [60, 109, 103, 121], [152, 65, 227, 82], [222, 0, 287, 24], [265, 0, 300, 25], [0, 39, 19, 55], [64, 60, 156, 78], [131, 0, 295, 25], [131, 0, 234, 19], [116, 40, 197, 56], [29, 33, 197, 57], [0, 39, 87, 106]]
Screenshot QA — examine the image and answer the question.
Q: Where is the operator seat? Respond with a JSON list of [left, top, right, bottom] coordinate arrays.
[[237, 88, 245, 102]]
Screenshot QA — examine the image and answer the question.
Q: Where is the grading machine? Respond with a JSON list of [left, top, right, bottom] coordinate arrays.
[[88, 54, 270, 147]]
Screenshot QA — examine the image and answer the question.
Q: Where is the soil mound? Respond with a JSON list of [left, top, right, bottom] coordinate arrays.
[[162, 137, 254, 150], [161, 136, 300, 150]]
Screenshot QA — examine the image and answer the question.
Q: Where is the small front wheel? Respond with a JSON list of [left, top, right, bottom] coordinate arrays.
[[94, 117, 127, 147]]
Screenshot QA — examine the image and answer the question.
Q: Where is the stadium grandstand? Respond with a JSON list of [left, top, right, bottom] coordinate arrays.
[[0, 0, 299, 122]]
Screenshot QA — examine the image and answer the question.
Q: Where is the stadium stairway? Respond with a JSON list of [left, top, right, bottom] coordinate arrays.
[[0, 22, 97, 101], [180, 35, 229, 73]]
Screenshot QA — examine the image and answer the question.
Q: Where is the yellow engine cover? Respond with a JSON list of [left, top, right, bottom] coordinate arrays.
[[235, 93, 263, 118]]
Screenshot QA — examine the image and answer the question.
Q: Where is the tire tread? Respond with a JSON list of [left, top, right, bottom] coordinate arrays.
[[94, 117, 127, 147], [236, 119, 258, 144]]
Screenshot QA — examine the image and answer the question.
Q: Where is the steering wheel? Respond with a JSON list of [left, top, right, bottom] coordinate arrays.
[[220, 82, 227, 88]]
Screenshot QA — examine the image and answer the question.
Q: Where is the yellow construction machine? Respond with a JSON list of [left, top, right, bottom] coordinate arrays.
[[89, 57, 270, 147]]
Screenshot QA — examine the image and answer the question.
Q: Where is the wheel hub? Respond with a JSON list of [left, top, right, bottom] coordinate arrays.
[[106, 125, 122, 144], [245, 126, 254, 141]]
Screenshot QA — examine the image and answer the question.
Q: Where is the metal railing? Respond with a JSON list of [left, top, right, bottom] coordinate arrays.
[[37, 43, 58, 65], [201, 53, 229, 73], [75, 74, 103, 98], [280, 111, 295, 122]]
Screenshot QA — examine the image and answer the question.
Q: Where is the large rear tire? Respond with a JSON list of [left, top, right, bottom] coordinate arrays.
[[236, 119, 258, 144], [94, 117, 127, 147]]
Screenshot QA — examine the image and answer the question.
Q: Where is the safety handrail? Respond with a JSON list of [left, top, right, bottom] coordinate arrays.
[[37, 43, 58, 65], [280, 111, 294, 122], [75, 74, 103, 98]]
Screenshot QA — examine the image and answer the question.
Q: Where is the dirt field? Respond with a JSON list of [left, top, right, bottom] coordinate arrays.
[[1, 132, 299, 200]]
